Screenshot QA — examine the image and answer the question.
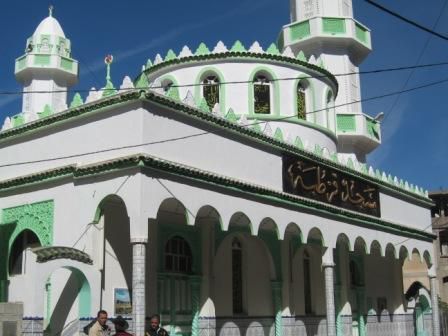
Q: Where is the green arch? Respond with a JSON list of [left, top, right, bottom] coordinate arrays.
[[194, 67, 226, 114], [293, 76, 316, 123], [248, 66, 280, 116], [159, 74, 180, 98]]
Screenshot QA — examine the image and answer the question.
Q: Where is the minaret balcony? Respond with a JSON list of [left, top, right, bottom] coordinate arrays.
[[15, 53, 78, 84], [279, 17, 372, 64], [336, 113, 381, 154]]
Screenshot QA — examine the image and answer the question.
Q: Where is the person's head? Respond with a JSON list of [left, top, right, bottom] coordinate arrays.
[[112, 315, 129, 332], [97, 310, 108, 326], [150, 314, 160, 330]]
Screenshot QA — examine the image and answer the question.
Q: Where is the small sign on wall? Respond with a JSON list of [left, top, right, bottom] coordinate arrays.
[[114, 288, 132, 315]]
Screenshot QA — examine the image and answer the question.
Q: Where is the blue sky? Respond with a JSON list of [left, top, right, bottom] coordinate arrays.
[[0, 0, 447, 191]]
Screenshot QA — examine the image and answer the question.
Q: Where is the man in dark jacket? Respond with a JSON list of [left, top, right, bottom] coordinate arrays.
[[146, 315, 168, 336], [111, 315, 133, 336]]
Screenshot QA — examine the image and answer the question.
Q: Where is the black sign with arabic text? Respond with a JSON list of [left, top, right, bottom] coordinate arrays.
[[283, 155, 380, 217]]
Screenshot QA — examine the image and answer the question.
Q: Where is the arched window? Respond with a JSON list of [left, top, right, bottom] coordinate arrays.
[[232, 237, 243, 314], [297, 82, 307, 120], [303, 250, 312, 314], [161, 79, 174, 94], [203, 75, 220, 110], [9, 230, 40, 276], [164, 236, 192, 273], [253, 75, 271, 114]]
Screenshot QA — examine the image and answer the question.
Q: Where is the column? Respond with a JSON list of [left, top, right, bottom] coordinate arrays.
[[323, 248, 336, 336], [429, 268, 440, 336], [132, 238, 147, 336], [271, 280, 283, 336], [190, 275, 202, 336]]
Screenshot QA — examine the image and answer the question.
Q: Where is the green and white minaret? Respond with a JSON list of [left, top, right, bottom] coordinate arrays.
[[279, 0, 380, 162], [14, 6, 78, 118]]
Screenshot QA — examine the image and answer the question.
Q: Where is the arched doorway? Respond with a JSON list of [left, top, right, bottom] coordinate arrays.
[[9, 229, 41, 276], [44, 267, 91, 336]]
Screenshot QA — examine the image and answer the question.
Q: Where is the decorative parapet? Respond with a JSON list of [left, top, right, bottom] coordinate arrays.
[[0, 88, 430, 201], [135, 40, 336, 89], [279, 17, 371, 63]]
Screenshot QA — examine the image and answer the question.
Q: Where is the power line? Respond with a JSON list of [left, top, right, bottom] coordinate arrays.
[[1, 60, 448, 96], [2, 74, 448, 169], [382, 0, 448, 125], [364, 0, 448, 41]]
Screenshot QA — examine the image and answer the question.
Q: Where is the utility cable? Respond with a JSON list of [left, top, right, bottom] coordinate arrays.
[[1, 61, 448, 95], [2, 74, 448, 168], [364, 0, 448, 41], [382, 0, 448, 125]]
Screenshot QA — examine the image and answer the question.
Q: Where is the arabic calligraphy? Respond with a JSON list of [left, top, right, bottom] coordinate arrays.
[[283, 156, 380, 217]]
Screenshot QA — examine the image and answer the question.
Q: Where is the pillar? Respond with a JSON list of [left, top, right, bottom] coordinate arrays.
[[132, 238, 147, 336], [429, 267, 440, 336], [271, 280, 283, 336], [323, 248, 336, 336], [190, 275, 202, 336]]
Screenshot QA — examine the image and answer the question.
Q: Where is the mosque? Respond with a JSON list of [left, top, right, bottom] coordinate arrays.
[[0, 0, 439, 335]]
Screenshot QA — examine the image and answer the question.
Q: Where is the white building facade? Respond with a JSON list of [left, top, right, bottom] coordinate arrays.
[[0, 1, 439, 336]]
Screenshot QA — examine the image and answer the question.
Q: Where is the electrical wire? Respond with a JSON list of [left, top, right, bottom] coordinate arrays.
[[364, 0, 448, 41], [2, 74, 448, 168], [1, 60, 448, 96], [382, 0, 448, 125]]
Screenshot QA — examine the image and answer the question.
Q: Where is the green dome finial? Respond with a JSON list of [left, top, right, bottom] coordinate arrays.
[[49, 5, 54, 17]]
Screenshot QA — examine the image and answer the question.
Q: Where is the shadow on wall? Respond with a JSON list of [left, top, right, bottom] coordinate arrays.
[[44, 269, 89, 336]]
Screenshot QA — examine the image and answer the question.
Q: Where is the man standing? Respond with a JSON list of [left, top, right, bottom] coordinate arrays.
[[146, 315, 168, 336], [88, 310, 111, 336]]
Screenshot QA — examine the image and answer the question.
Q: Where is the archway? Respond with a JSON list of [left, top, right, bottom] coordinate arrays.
[[93, 195, 132, 316], [44, 267, 91, 336]]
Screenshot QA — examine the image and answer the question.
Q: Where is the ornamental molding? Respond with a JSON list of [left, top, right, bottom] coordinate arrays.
[[0, 89, 430, 203], [0, 154, 435, 242]]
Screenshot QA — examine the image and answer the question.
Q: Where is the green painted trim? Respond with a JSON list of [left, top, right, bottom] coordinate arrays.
[[337, 115, 356, 132], [34, 55, 51, 66], [322, 18, 346, 35], [289, 21, 311, 41], [194, 67, 226, 114], [0, 154, 434, 243], [16, 56, 26, 70], [1, 200, 54, 283], [142, 51, 338, 93], [355, 24, 368, 44], [159, 75, 180, 99], [0, 90, 431, 205], [60, 57, 73, 71], [293, 77, 317, 125], [248, 66, 280, 116]]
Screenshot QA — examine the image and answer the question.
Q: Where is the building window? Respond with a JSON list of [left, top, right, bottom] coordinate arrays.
[[253, 75, 271, 114], [440, 230, 448, 256], [303, 250, 312, 314], [164, 236, 192, 273], [297, 82, 307, 119], [161, 80, 174, 94], [232, 237, 243, 314], [203, 75, 220, 110], [9, 230, 40, 276]]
